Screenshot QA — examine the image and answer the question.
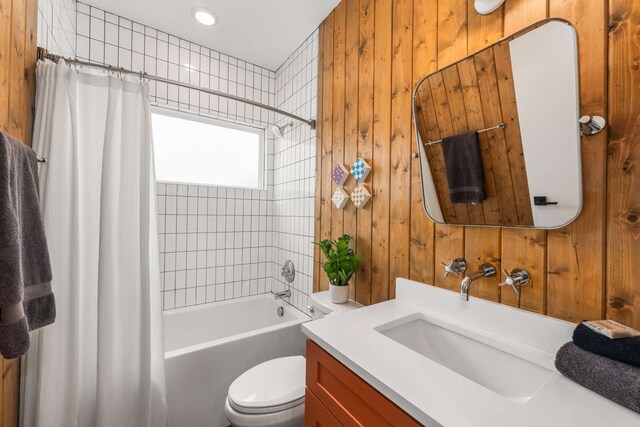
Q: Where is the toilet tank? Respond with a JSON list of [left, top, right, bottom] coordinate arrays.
[[308, 291, 363, 320]]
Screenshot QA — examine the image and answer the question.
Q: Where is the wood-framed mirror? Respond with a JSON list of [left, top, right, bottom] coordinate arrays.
[[413, 19, 582, 229]]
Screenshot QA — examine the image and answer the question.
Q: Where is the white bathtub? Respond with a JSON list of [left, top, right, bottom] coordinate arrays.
[[164, 294, 309, 427]]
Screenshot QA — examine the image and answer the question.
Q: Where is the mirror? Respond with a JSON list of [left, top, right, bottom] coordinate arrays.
[[413, 19, 581, 229]]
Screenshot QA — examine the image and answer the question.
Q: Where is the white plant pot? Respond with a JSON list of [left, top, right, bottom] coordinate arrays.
[[329, 284, 349, 304]]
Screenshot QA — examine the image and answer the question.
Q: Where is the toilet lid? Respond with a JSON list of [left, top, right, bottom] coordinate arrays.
[[228, 356, 305, 414]]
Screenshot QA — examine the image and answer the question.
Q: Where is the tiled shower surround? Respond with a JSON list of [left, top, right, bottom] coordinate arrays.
[[74, 2, 318, 313], [38, 0, 76, 57], [270, 36, 319, 313]]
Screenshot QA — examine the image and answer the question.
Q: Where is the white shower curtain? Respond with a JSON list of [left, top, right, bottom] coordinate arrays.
[[21, 61, 167, 427]]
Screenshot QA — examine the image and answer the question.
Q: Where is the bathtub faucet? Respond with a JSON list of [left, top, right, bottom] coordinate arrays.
[[274, 289, 291, 300]]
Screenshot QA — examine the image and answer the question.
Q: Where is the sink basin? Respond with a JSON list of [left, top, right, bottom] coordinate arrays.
[[376, 314, 554, 402]]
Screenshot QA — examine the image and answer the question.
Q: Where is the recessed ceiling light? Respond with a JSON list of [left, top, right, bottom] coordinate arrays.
[[191, 6, 217, 26]]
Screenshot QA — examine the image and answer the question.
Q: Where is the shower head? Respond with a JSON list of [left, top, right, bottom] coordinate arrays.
[[270, 122, 294, 139]]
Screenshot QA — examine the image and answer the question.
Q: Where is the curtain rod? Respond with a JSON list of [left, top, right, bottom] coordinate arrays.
[[36, 47, 316, 129]]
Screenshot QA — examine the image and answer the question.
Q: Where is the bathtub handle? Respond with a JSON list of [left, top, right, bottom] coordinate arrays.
[[308, 305, 315, 315], [281, 260, 295, 283]]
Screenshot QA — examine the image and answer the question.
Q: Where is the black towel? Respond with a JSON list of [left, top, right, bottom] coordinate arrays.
[[573, 322, 640, 368], [442, 131, 485, 204], [556, 342, 640, 413], [0, 132, 56, 358]]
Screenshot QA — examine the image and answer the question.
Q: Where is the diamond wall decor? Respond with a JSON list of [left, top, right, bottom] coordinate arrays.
[[350, 158, 371, 182], [332, 187, 349, 210], [350, 184, 371, 209], [332, 163, 349, 186]]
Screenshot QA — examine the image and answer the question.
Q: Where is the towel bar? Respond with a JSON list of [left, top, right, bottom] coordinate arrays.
[[424, 123, 506, 146]]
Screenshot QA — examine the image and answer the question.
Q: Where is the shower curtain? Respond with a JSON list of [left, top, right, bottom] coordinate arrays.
[[21, 61, 166, 427]]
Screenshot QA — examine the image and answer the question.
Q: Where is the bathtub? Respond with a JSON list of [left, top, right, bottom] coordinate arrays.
[[164, 294, 309, 427]]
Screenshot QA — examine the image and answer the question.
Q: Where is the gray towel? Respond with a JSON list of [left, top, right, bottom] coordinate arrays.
[[0, 132, 56, 359], [555, 342, 640, 413], [442, 131, 485, 204]]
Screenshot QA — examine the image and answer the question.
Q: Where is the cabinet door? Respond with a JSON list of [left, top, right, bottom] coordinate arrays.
[[306, 388, 342, 427], [306, 340, 422, 427]]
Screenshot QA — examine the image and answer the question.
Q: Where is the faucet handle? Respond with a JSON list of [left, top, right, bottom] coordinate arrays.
[[281, 260, 295, 283], [499, 268, 530, 295], [440, 258, 467, 277]]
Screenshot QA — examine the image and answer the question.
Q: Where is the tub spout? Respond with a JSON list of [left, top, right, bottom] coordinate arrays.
[[274, 289, 291, 300]]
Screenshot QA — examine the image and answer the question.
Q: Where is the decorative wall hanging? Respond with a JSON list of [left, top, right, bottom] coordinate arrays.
[[332, 187, 349, 210], [350, 184, 371, 209], [350, 158, 371, 183], [332, 163, 349, 186]]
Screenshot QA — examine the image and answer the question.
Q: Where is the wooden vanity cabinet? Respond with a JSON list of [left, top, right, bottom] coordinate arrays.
[[305, 340, 422, 427]]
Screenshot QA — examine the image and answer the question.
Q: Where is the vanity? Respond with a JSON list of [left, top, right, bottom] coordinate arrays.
[[302, 278, 640, 426]]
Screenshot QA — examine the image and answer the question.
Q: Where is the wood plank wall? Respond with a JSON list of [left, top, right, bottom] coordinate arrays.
[[315, 0, 640, 330], [0, 0, 38, 424]]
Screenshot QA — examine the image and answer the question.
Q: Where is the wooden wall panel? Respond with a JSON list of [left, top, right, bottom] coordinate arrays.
[[547, 0, 607, 323], [332, 2, 346, 243], [388, 0, 412, 299], [315, 0, 640, 330], [409, 0, 436, 285], [355, 0, 375, 305], [0, 0, 38, 424], [371, 0, 392, 303], [344, 0, 360, 300], [607, 0, 640, 329]]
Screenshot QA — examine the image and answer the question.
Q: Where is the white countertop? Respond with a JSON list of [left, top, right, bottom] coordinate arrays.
[[302, 278, 640, 427]]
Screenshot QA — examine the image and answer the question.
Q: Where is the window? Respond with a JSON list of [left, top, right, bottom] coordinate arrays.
[[151, 108, 263, 189]]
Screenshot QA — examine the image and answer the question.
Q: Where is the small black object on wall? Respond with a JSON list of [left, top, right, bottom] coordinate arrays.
[[534, 196, 559, 206]]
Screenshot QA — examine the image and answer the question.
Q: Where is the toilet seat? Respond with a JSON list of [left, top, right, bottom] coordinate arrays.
[[227, 356, 305, 415], [225, 397, 304, 427], [228, 395, 305, 415]]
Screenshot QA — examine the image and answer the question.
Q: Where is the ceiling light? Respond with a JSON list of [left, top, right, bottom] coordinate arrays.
[[191, 6, 217, 26]]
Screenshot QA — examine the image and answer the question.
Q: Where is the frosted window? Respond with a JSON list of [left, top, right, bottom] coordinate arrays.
[[151, 110, 263, 189]]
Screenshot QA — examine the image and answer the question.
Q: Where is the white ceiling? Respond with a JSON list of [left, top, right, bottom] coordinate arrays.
[[82, 0, 341, 70]]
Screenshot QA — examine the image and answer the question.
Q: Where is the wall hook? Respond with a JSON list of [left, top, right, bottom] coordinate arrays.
[[579, 115, 606, 136]]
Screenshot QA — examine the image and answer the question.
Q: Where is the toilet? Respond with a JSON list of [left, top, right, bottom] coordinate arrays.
[[224, 291, 362, 427]]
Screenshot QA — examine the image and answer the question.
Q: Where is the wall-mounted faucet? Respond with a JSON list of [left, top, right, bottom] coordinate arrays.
[[460, 263, 497, 301]]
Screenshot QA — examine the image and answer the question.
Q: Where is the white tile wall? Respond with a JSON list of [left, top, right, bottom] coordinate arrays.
[[157, 184, 272, 309], [72, 3, 318, 313], [270, 32, 319, 313], [38, 0, 76, 57]]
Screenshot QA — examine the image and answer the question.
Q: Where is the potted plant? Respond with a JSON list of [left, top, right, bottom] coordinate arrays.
[[315, 235, 361, 303]]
